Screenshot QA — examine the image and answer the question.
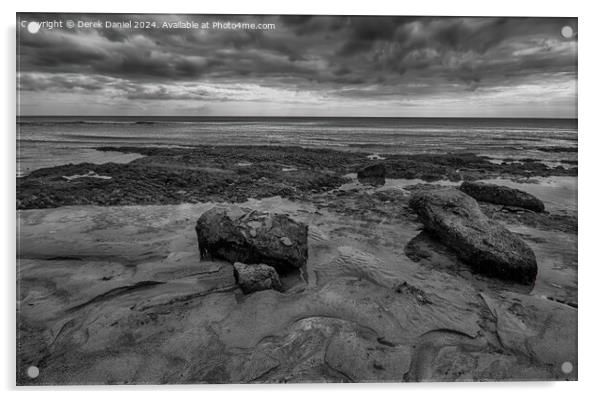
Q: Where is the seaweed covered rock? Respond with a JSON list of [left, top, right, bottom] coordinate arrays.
[[460, 181, 545, 212], [357, 163, 386, 185], [195, 205, 308, 272], [409, 188, 538, 284]]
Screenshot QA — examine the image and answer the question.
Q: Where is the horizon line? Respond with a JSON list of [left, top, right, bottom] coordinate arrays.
[[17, 115, 578, 120]]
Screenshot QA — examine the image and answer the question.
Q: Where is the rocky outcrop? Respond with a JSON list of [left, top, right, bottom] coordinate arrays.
[[409, 188, 538, 284], [195, 206, 308, 272], [357, 163, 386, 185], [233, 262, 282, 294], [460, 181, 545, 212]]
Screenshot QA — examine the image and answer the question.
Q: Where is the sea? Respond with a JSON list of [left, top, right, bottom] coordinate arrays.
[[17, 116, 577, 177]]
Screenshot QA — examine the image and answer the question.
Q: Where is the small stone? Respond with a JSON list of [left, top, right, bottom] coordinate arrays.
[[233, 262, 281, 294], [373, 361, 385, 370], [280, 237, 293, 246]]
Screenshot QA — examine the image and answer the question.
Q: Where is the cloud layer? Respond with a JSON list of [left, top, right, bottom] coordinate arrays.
[[17, 14, 577, 117]]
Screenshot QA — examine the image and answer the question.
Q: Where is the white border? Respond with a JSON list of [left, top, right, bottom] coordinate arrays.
[[3, 1, 598, 398]]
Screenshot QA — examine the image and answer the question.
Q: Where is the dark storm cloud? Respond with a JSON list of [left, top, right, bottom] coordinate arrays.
[[18, 14, 577, 84], [331, 17, 576, 86], [16, 13, 577, 116], [17, 14, 324, 82], [337, 16, 408, 56], [97, 27, 129, 43]]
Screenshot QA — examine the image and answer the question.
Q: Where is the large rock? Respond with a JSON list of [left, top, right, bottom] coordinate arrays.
[[460, 181, 545, 212], [233, 262, 282, 294], [357, 163, 385, 186], [409, 188, 538, 284], [195, 206, 308, 271]]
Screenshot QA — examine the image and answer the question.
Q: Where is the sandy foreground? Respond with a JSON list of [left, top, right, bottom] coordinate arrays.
[[16, 146, 577, 384]]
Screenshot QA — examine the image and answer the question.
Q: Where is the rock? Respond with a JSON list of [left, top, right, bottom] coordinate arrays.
[[357, 163, 386, 185], [460, 181, 545, 212], [195, 205, 308, 271], [358, 163, 386, 178], [233, 262, 282, 294], [409, 188, 538, 284]]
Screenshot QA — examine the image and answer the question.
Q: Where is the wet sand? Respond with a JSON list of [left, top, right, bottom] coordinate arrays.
[[16, 145, 577, 384], [17, 147, 145, 177]]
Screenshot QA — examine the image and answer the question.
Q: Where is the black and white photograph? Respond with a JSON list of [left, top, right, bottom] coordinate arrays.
[[15, 12, 578, 385]]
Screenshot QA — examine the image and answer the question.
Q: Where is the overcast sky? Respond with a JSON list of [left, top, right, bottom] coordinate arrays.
[[17, 14, 577, 117]]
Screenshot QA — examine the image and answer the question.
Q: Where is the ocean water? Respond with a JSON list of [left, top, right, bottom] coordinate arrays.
[[16, 116, 577, 176]]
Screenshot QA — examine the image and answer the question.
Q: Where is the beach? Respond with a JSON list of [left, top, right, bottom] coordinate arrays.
[[16, 128, 577, 383], [14, 10, 582, 386]]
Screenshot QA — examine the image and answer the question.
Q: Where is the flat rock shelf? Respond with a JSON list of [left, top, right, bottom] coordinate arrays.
[[16, 145, 577, 384]]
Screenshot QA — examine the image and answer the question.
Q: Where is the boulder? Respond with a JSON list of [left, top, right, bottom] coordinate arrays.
[[195, 206, 308, 271], [233, 262, 282, 294], [357, 163, 386, 178], [357, 163, 386, 186], [460, 181, 545, 212], [409, 188, 537, 284]]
